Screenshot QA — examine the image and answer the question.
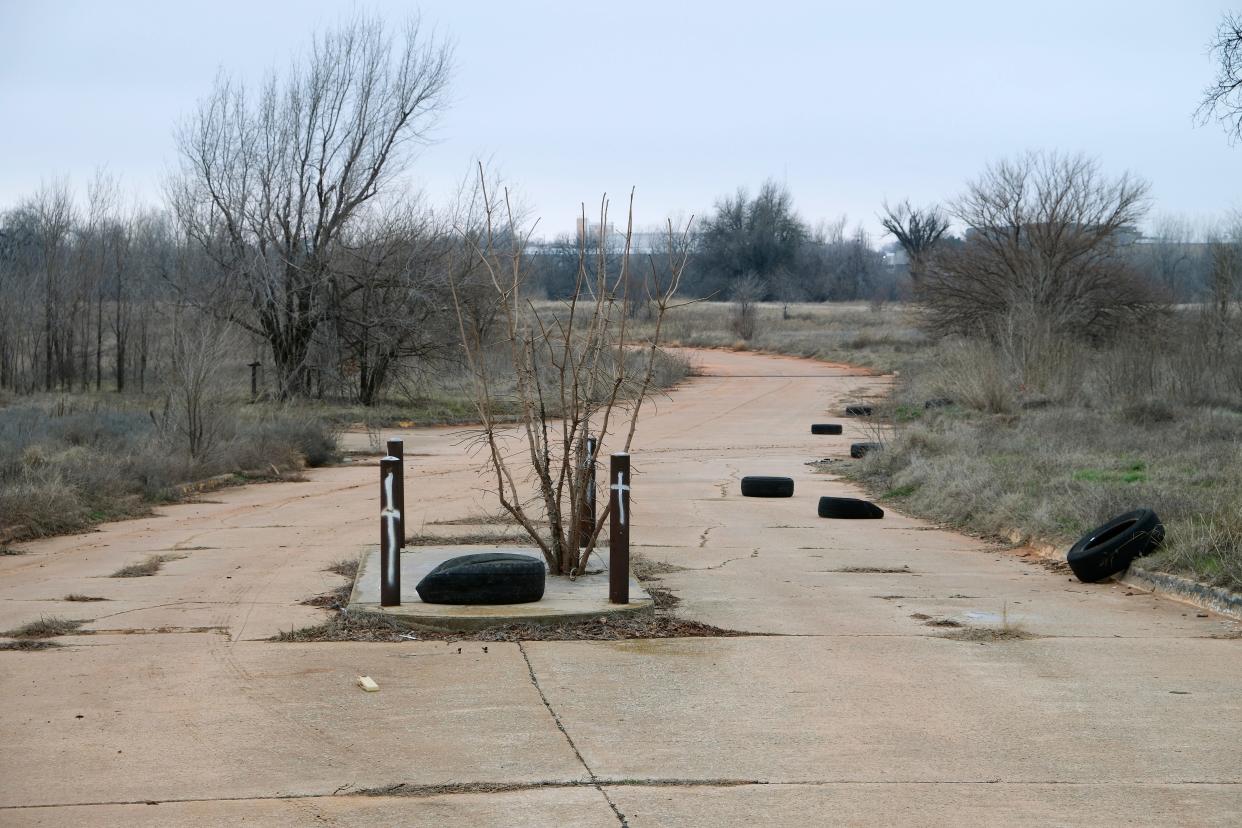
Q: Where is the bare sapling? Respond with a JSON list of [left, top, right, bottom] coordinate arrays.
[[449, 167, 692, 577]]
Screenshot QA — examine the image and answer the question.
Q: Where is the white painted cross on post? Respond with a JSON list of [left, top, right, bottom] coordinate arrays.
[[608, 452, 631, 604], [611, 471, 630, 526]]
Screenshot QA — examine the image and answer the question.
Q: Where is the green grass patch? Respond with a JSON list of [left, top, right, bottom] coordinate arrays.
[[882, 484, 920, 498]]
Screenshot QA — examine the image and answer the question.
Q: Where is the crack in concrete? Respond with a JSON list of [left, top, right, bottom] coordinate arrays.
[[517, 641, 630, 826]]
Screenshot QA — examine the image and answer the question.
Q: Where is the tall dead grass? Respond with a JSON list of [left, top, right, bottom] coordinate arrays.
[[849, 309, 1242, 588], [0, 399, 339, 543]]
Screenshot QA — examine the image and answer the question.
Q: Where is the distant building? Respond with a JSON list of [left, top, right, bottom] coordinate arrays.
[[573, 219, 672, 255]]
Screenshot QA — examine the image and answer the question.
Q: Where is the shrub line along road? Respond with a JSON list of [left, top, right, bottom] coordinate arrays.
[[1, 349, 1239, 827]]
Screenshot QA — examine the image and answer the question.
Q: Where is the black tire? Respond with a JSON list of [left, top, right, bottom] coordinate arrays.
[[845, 404, 873, 417], [818, 496, 884, 519], [740, 476, 794, 498], [811, 423, 843, 435], [415, 552, 546, 605], [850, 442, 881, 459], [923, 398, 953, 410], [1066, 509, 1164, 583]]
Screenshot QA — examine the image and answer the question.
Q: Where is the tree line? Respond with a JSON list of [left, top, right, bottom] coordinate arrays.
[[3, 11, 1241, 405]]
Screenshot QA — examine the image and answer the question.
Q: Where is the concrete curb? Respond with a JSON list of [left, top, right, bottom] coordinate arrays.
[[1121, 566, 1242, 621], [1004, 529, 1242, 622]]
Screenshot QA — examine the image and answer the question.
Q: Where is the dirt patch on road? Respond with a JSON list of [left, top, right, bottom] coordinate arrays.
[[274, 609, 751, 643], [939, 625, 1038, 642]]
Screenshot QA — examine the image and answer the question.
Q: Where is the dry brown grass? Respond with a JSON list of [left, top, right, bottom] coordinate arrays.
[[4, 616, 89, 638], [110, 553, 183, 578], [404, 532, 534, 547], [0, 640, 61, 651], [325, 558, 360, 580], [273, 610, 749, 643], [636, 301, 928, 372]]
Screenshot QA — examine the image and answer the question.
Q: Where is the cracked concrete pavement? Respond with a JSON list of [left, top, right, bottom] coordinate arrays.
[[1, 349, 1240, 826]]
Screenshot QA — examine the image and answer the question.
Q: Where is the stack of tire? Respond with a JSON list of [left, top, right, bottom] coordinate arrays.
[[1066, 509, 1164, 583]]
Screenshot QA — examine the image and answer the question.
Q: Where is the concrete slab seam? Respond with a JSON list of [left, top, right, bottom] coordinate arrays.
[[517, 641, 630, 827]]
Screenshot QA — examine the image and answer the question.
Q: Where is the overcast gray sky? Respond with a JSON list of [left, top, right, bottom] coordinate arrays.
[[0, 1, 1235, 238]]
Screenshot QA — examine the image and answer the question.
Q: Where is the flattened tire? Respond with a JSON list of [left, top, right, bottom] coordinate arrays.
[[1066, 509, 1164, 583], [811, 423, 843, 435], [741, 476, 794, 498], [850, 442, 881, 458], [845, 404, 873, 416], [818, 496, 884, 519], [415, 552, 546, 605]]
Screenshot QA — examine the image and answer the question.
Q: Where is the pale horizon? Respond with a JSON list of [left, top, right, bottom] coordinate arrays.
[[1, 0, 1236, 238]]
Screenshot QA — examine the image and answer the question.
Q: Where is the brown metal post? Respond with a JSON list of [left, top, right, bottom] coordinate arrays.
[[380, 456, 401, 606], [386, 438, 405, 549], [577, 435, 597, 549], [608, 452, 630, 604]]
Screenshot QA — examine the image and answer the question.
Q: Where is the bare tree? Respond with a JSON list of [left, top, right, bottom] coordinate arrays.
[[880, 199, 950, 284], [326, 199, 459, 405], [27, 181, 78, 392], [169, 13, 452, 399], [922, 152, 1157, 342], [730, 272, 763, 339], [449, 171, 692, 576], [159, 313, 231, 462], [1198, 13, 1242, 141]]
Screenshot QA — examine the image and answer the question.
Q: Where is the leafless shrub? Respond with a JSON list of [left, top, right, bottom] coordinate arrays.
[[730, 274, 763, 340], [922, 152, 1160, 346], [448, 170, 693, 575]]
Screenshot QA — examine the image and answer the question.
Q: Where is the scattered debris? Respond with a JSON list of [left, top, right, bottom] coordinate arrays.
[[632, 555, 689, 579], [642, 585, 681, 610], [357, 676, 380, 692], [63, 594, 109, 602], [302, 584, 352, 610], [325, 559, 360, 580], [274, 610, 754, 643], [924, 618, 963, 628]]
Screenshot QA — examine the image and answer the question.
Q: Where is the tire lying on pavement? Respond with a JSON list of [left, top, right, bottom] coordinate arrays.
[[850, 442, 881, 458], [740, 476, 795, 497], [416, 553, 546, 605], [844, 404, 873, 416], [1066, 509, 1165, 583], [811, 423, 843, 435], [818, 496, 884, 519]]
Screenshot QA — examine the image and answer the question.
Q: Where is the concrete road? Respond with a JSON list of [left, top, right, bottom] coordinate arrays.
[[1, 349, 1239, 827]]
